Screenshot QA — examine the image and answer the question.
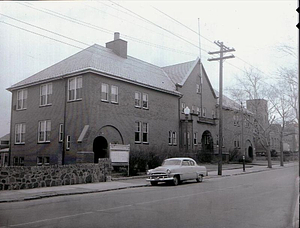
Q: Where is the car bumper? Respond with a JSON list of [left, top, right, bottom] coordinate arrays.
[[146, 176, 174, 182]]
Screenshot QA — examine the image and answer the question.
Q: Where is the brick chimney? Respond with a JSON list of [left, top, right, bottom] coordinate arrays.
[[106, 32, 127, 58]]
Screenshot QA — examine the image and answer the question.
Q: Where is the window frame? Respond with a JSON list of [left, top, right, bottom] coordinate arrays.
[[16, 89, 27, 110], [135, 91, 141, 108], [142, 122, 149, 143], [59, 124, 64, 143], [135, 121, 141, 143], [193, 132, 198, 145], [38, 120, 51, 143], [142, 93, 149, 109], [68, 76, 82, 101], [168, 131, 173, 145], [101, 83, 109, 102], [15, 123, 26, 144], [40, 83, 52, 106], [172, 132, 177, 145], [111, 85, 119, 104]]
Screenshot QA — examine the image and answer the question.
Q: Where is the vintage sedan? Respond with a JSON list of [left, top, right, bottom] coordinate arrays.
[[146, 157, 207, 186]]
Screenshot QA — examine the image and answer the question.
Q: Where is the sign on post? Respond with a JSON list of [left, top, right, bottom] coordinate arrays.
[[110, 144, 130, 176]]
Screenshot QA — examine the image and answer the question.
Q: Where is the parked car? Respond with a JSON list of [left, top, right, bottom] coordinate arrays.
[[146, 157, 207, 186]]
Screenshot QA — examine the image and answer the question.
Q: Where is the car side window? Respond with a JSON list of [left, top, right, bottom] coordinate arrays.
[[182, 160, 190, 166], [189, 160, 195, 166]]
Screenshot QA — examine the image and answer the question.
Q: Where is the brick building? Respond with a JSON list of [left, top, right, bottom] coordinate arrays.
[[8, 32, 224, 166]]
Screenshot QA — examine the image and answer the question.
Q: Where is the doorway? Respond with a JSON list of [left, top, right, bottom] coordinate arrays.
[[93, 136, 108, 163]]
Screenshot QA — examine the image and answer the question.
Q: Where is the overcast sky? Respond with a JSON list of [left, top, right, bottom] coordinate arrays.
[[0, 1, 297, 137]]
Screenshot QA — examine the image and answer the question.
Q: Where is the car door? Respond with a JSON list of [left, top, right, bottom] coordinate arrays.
[[180, 160, 190, 180], [188, 159, 198, 179]]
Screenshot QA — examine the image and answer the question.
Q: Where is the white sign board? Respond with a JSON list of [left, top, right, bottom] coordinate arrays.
[[110, 144, 130, 164]]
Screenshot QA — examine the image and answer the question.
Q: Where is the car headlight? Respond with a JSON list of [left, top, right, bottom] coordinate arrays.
[[147, 170, 151, 175], [166, 169, 171, 174]]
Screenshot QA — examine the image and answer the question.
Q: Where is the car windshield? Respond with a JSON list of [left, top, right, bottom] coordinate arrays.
[[162, 159, 181, 166]]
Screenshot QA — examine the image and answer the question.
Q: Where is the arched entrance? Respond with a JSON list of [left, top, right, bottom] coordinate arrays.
[[200, 130, 214, 162], [93, 136, 108, 163], [248, 146, 253, 159]]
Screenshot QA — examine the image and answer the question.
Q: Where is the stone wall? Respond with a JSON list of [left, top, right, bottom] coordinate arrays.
[[0, 158, 112, 191]]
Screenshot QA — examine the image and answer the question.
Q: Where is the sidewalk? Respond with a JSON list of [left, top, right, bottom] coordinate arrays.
[[0, 162, 296, 203]]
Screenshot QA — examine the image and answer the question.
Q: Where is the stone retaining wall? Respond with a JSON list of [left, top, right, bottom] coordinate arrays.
[[0, 159, 112, 190]]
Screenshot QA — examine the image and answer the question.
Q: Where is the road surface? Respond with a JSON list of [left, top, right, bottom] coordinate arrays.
[[0, 165, 298, 228]]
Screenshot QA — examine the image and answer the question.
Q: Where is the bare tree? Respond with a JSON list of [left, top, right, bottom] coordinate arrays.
[[267, 82, 294, 166], [228, 67, 274, 168]]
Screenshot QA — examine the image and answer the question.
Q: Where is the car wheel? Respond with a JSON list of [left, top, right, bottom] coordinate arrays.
[[196, 174, 203, 183], [172, 176, 179, 186], [150, 181, 158, 186]]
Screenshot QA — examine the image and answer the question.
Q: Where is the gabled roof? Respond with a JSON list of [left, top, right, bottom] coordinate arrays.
[[7, 44, 179, 95], [162, 60, 195, 85], [163, 58, 217, 98]]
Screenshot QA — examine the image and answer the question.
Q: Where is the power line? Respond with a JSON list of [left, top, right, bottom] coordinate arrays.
[[17, 2, 204, 57], [107, 0, 200, 49], [1, 21, 193, 89]]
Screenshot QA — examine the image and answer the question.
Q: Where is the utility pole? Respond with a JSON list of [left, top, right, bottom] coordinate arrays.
[[208, 41, 235, 175]]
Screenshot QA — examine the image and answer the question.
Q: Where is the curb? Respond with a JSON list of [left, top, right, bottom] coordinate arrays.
[[0, 164, 294, 203], [0, 184, 149, 203]]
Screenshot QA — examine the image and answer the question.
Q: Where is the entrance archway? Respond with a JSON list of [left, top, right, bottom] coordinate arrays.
[[93, 136, 108, 163], [248, 146, 253, 159], [200, 130, 214, 162]]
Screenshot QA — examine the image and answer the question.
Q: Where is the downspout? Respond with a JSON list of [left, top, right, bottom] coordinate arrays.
[[62, 77, 67, 165], [176, 84, 183, 149], [8, 92, 13, 166]]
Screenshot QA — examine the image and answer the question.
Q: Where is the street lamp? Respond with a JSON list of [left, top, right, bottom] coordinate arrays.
[[184, 106, 190, 152]]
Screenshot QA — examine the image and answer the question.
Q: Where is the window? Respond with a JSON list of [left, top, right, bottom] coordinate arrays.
[[197, 107, 200, 115], [196, 84, 201, 93], [19, 157, 24, 166], [193, 133, 198, 145], [43, 157, 50, 165], [111, 85, 119, 103], [17, 89, 27, 110], [135, 122, 141, 143], [13, 157, 19, 166], [212, 110, 215, 119], [38, 120, 51, 143], [101, 83, 109, 101], [68, 77, 82, 101], [168, 131, 172, 145], [40, 83, 52, 106], [181, 102, 186, 113], [142, 93, 148, 109], [135, 92, 141, 107], [59, 124, 64, 142], [192, 106, 195, 113], [172, 132, 177, 145], [66, 135, 71, 150], [15, 123, 26, 144], [202, 107, 207, 117], [37, 157, 43, 166], [142, 123, 149, 143]]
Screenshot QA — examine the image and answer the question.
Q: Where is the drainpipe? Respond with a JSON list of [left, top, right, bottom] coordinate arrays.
[[62, 77, 67, 165]]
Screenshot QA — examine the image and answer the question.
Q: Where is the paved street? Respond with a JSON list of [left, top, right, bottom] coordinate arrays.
[[0, 163, 297, 228]]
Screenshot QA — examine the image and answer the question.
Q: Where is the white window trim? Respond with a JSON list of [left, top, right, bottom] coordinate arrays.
[[172, 132, 177, 146], [111, 85, 119, 104], [142, 93, 149, 109], [15, 123, 25, 144], [68, 77, 82, 101], [66, 135, 71, 150], [40, 83, 52, 106], [142, 122, 149, 143], [135, 121, 141, 143], [101, 83, 109, 102], [193, 132, 198, 145], [135, 91, 141, 108], [38, 120, 51, 143], [16, 89, 27, 110], [59, 124, 64, 142], [168, 131, 172, 145]]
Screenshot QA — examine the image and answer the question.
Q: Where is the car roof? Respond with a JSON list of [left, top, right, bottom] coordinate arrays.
[[165, 157, 194, 161]]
